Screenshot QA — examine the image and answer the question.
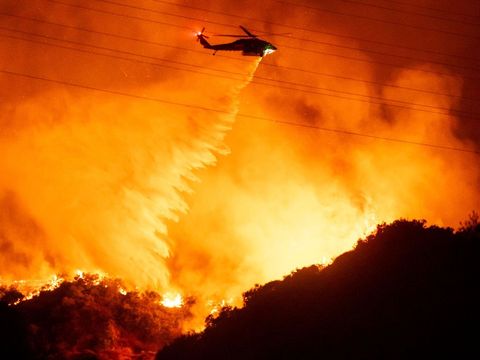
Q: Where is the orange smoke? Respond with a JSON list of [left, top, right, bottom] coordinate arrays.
[[0, 1, 260, 288]]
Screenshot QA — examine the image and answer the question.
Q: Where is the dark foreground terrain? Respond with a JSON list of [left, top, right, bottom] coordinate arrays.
[[1, 218, 479, 359], [156, 218, 480, 360]]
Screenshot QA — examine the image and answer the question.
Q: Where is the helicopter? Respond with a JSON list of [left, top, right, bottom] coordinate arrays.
[[196, 25, 277, 57]]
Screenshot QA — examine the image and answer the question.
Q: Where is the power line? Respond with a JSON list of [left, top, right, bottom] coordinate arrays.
[[2, 12, 476, 102], [374, 0, 480, 20], [336, 0, 480, 26], [92, 0, 480, 72], [3, 28, 479, 120], [0, 31, 244, 80], [1, 69, 477, 155], [275, 0, 480, 40], [0, 28, 457, 113], [148, 0, 480, 62], [155, 0, 477, 61], [0, 12, 247, 61], [99, 0, 480, 41], [264, 118, 479, 154], [262, 61, 478, 102], [45, 0, 187, 30], [48, 0, 480, 64], [41, 1, 480, 81], [281, 43, 480, 82]]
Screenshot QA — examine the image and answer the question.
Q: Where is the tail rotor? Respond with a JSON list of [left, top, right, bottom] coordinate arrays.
[[196, 27, 208, 41]]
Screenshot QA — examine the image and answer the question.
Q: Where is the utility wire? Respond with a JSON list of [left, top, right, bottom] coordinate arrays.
[[0, 29, 462, 113], [373, 0, 480, 20], [156, 0, 480, 23], [40, 1, 480, 82], [98, 0, 480, 40], [46, 0, 187, 30], [266, 118, 479, 155], [0, 13, 220, 59], [0, 32, 244, 80], [275, 0, 480, 40], [2, 28, 479, 120], [47, 0, 480, 64], [1, 69, 477, 155], [2, 12, 477, 102], [148, 0, 480, 62], [336, 0, 480, 26], [93, 0, 480, 72]]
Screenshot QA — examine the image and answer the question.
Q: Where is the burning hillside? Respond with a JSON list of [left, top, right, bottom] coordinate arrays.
[[1, 274, 193, 359]]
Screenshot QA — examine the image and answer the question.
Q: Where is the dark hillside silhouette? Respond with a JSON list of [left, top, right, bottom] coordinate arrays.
[[156, 219, 480, 360]]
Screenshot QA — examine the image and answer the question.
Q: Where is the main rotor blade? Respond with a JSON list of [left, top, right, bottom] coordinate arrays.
[[239, 25, 257, 37], [212, 34, 252, 37], [256, 32, 292, 36]]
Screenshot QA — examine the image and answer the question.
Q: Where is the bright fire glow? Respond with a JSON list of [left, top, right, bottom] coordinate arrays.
[[119, 287, 128, 296], [207, 298, 235, 315], [161, 293, 184, 308], [10, 274, 65, 305]]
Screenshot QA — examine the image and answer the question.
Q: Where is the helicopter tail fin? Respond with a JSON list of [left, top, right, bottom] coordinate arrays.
[[196, 28, 212, 48]]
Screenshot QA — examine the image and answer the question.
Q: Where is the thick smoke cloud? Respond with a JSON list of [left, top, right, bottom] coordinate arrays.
[[0, 0, 259, 287]]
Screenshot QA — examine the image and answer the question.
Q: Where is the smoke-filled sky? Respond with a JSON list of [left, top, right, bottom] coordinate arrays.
[[1, 0, 479, 322]]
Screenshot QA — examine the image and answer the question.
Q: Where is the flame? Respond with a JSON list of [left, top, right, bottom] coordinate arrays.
[[9, 274, 65, 305], [207, 298, 235, 315], [161, 292, 184, 308], [119, 287, 128, 295], [74, 269, 84, 279]]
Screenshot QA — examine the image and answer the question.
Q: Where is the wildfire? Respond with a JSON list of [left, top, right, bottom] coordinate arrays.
[[119, 287, 128, 296], [161, 293, 184, 308], [207, 298, 236, 316], [3, 271, 118, 306], [319, 256, 333, 266], [9, 274, 65, 305], [4, 271, 189, 312]]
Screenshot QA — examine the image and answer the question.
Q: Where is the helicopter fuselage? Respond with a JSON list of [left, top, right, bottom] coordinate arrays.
[[197, 31, 277, 57], [231, 38, 277, 56]]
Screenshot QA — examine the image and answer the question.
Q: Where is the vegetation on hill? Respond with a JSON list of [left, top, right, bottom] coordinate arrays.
[[0, 274, 193, 359], [156, 218, 480, 360]]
